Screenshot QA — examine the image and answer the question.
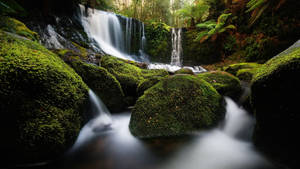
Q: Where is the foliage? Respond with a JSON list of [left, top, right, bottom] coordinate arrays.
[[195, 13, 236, 43], [129, 75, 225, 138], [145, 22, 172, 62], [246, 0, 287, 26], [0, 0, 26, 15]]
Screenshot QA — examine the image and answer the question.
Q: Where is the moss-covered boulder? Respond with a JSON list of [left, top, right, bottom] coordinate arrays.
[[174, 68, 195, 75], [137, 76, 164, 97], [129, 75, 225, 138], [224, 62, 261, 76], [251, 40, 300, 168], [70, 61, 125, 112], [0, 16, 39, 41], [100, 55, 168, 99], [0, 30, 88, 164], [197, 71, 242, 99]]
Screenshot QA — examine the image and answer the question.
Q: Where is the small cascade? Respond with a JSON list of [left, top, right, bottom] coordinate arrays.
[[72, 90, 112, 149], [171, 28, 183, 66], [140, 22, 146, 52]]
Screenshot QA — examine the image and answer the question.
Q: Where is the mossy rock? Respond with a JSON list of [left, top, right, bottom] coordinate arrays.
[[70, 61, 125, 112], [251, 40, 300, 168], [236, 68, 257, 82], [174, 68, 195, 75], [129, 75, 225, 138], [224, 62, 261, 76], [100, 55, 168, 98], [0, 16, 39, 41], [0, 30, 88, 164], [137, 76, 164, 97], [197, 71, 242, 99]]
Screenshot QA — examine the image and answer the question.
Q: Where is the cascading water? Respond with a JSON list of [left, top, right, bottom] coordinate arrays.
[[64, 97, 275, 169], [79, 5, 129, 60], [79, 5, 148, 62], [148, 28, 206, 73], [170, 28, 182, 66], [71, 90, 112, 149]]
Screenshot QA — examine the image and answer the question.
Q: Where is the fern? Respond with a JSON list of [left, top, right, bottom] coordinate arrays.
[[195, 13, 236, 43]]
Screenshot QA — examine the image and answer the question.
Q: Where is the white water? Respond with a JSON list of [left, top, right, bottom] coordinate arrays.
[[171, 28, 182, 66], [159, 97, 271, 169], [79, 5, 132, 60], [71, 90, 112, 149], [42, 25, 65, 49], [68, 97, 273, 169]]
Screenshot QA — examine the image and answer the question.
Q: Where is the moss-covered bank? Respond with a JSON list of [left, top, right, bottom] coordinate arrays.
[[251, 40, 300, 168], [129, 75, 225, 138], [0, 30, 88, 164]]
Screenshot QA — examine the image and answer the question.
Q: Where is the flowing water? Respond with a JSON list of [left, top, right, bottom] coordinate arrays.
[[170, 28, 183, 67], [44, 96, 276, 169]]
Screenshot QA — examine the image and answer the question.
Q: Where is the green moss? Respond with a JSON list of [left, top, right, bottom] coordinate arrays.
[[174, 68, 195, 75], [236, 68, 257, 82], [145, 22, 171, 63], [197, 71, 242, 99], [70, 60, 125, 112], [100, 55, 168, 98], [251, 42, 300, 168], [0, 30, 88, 163], [0, 16, 39, 41], [224, 62, 261, 76], [137, 76, 164, 97], [129, 75, 225, 138]]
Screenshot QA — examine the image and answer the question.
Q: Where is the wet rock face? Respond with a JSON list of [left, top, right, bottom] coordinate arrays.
[[129, 75, 225, 138], [251, 40, 300, 168]]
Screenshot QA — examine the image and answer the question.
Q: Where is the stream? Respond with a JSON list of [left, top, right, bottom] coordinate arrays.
[[37, 92, 276, 169]]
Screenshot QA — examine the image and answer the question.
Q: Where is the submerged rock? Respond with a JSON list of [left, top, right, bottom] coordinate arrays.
[[0, 30, 88, 164], [197, 71, 242, 99], [70, 61, 126, 112], [251, 40, 300, 168], [129, 75, 225, 138]]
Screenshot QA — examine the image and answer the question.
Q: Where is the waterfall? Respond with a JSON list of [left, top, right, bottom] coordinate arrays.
[[79, 5, 148, 62], [171, 28, 182, 66], [79, 5, 130, 60]]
